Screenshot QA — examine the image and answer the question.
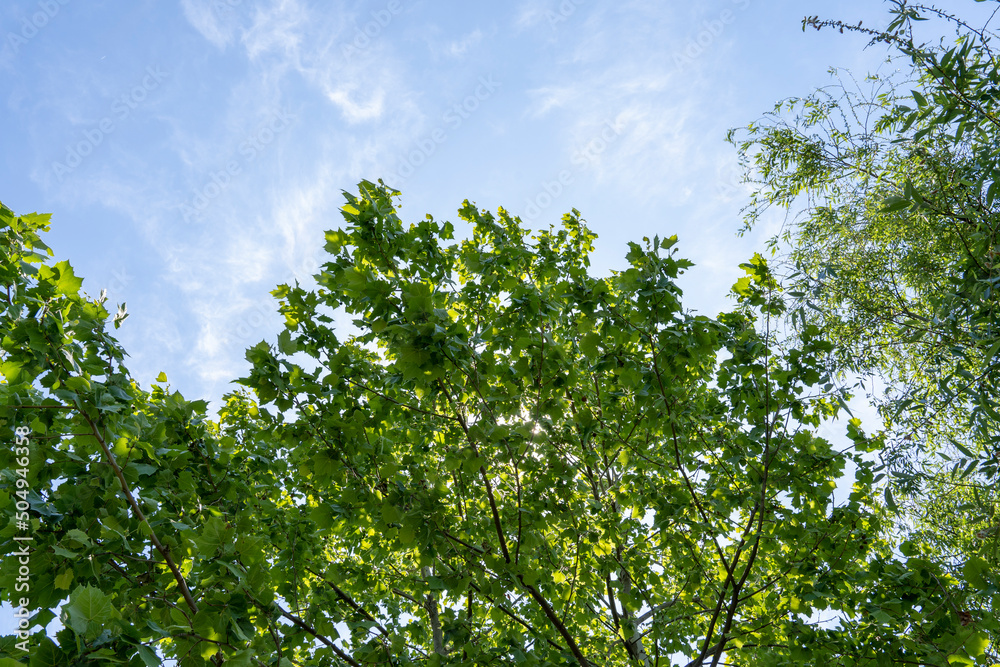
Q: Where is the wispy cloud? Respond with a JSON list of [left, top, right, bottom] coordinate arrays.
[[180, 0, 240, 50], [513, 1, 550, 31], [325, 84, 386, 123], [447, 28, 483, 57], [525, 84, 577, 117], [242, 0, 310, 61], [16, 0, 767, 400]]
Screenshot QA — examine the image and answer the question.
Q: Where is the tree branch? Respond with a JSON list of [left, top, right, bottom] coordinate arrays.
[[78, 409, 200, 616], [272, 603, 364, 667]]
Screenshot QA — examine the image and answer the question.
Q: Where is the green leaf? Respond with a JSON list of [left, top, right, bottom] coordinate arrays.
[[311, 503, 335, 529], [324, 229, 348, 254], [0, 360, 25, 384], [53, 570, 74, 590], [225, 650, 255, 667], [64, 585, 114, 636], [732, 276, 753, 297], [27, 638, 63, 667], [885, 487, 898, 512], [47, 260, 83, 295], [579, 332, 601, 358], [964, 557, 989, 588], [964, 631, 989, 657], [65, 529, 92, 547], [880, 196, 911, 212], [382, 502, 403, 524], [463, 456, 484, 474], [195, 516, 232, 555], [136, 646, 160, 667]]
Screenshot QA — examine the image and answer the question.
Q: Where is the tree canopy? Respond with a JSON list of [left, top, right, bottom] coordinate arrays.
[[731, 0, 1000, 660], [0, 179, 991, 666], [4, 1, 1000, 665]]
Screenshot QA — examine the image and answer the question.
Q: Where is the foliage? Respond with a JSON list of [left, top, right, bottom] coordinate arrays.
[[730, 0, 1000, 659], [0, 202, 263, 665], [0, 183, 992, 665]]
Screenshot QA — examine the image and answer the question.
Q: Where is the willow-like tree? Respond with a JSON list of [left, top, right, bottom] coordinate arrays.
[[0, 184, 990, 665], [730, 0, 1000, 657]]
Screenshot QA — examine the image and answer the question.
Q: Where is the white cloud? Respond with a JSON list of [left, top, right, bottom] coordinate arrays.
[[514, 1, 550, 31], [270, 162, 339, 266], [526, 84, 577, 117], [180, 0, 238, 49], [242, 0, 309, 62], [123, 298, 186, 383], [189, 293, 263, 374], [325, 84, 386, 123], [120, 0, 423, 394], [447, 29, 483, 57], [232, 0, 401, 124]]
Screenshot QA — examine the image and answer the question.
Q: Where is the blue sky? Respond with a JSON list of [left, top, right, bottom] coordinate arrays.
[[0, 0, 956, 406], [6, 0, 1000, 645]]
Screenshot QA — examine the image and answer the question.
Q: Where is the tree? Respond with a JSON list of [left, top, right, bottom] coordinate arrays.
[[730, 0, 1000, 657], [0, 183, 992, 666]]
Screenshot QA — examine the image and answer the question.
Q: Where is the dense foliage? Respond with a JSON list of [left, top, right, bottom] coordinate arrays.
[[731, 0, 1000, 659], [3, 1, 1000, 664], [0, 180, 991, 666]]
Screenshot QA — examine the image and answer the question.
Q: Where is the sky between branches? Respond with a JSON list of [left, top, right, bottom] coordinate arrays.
[[1, 0, 986, 406]]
